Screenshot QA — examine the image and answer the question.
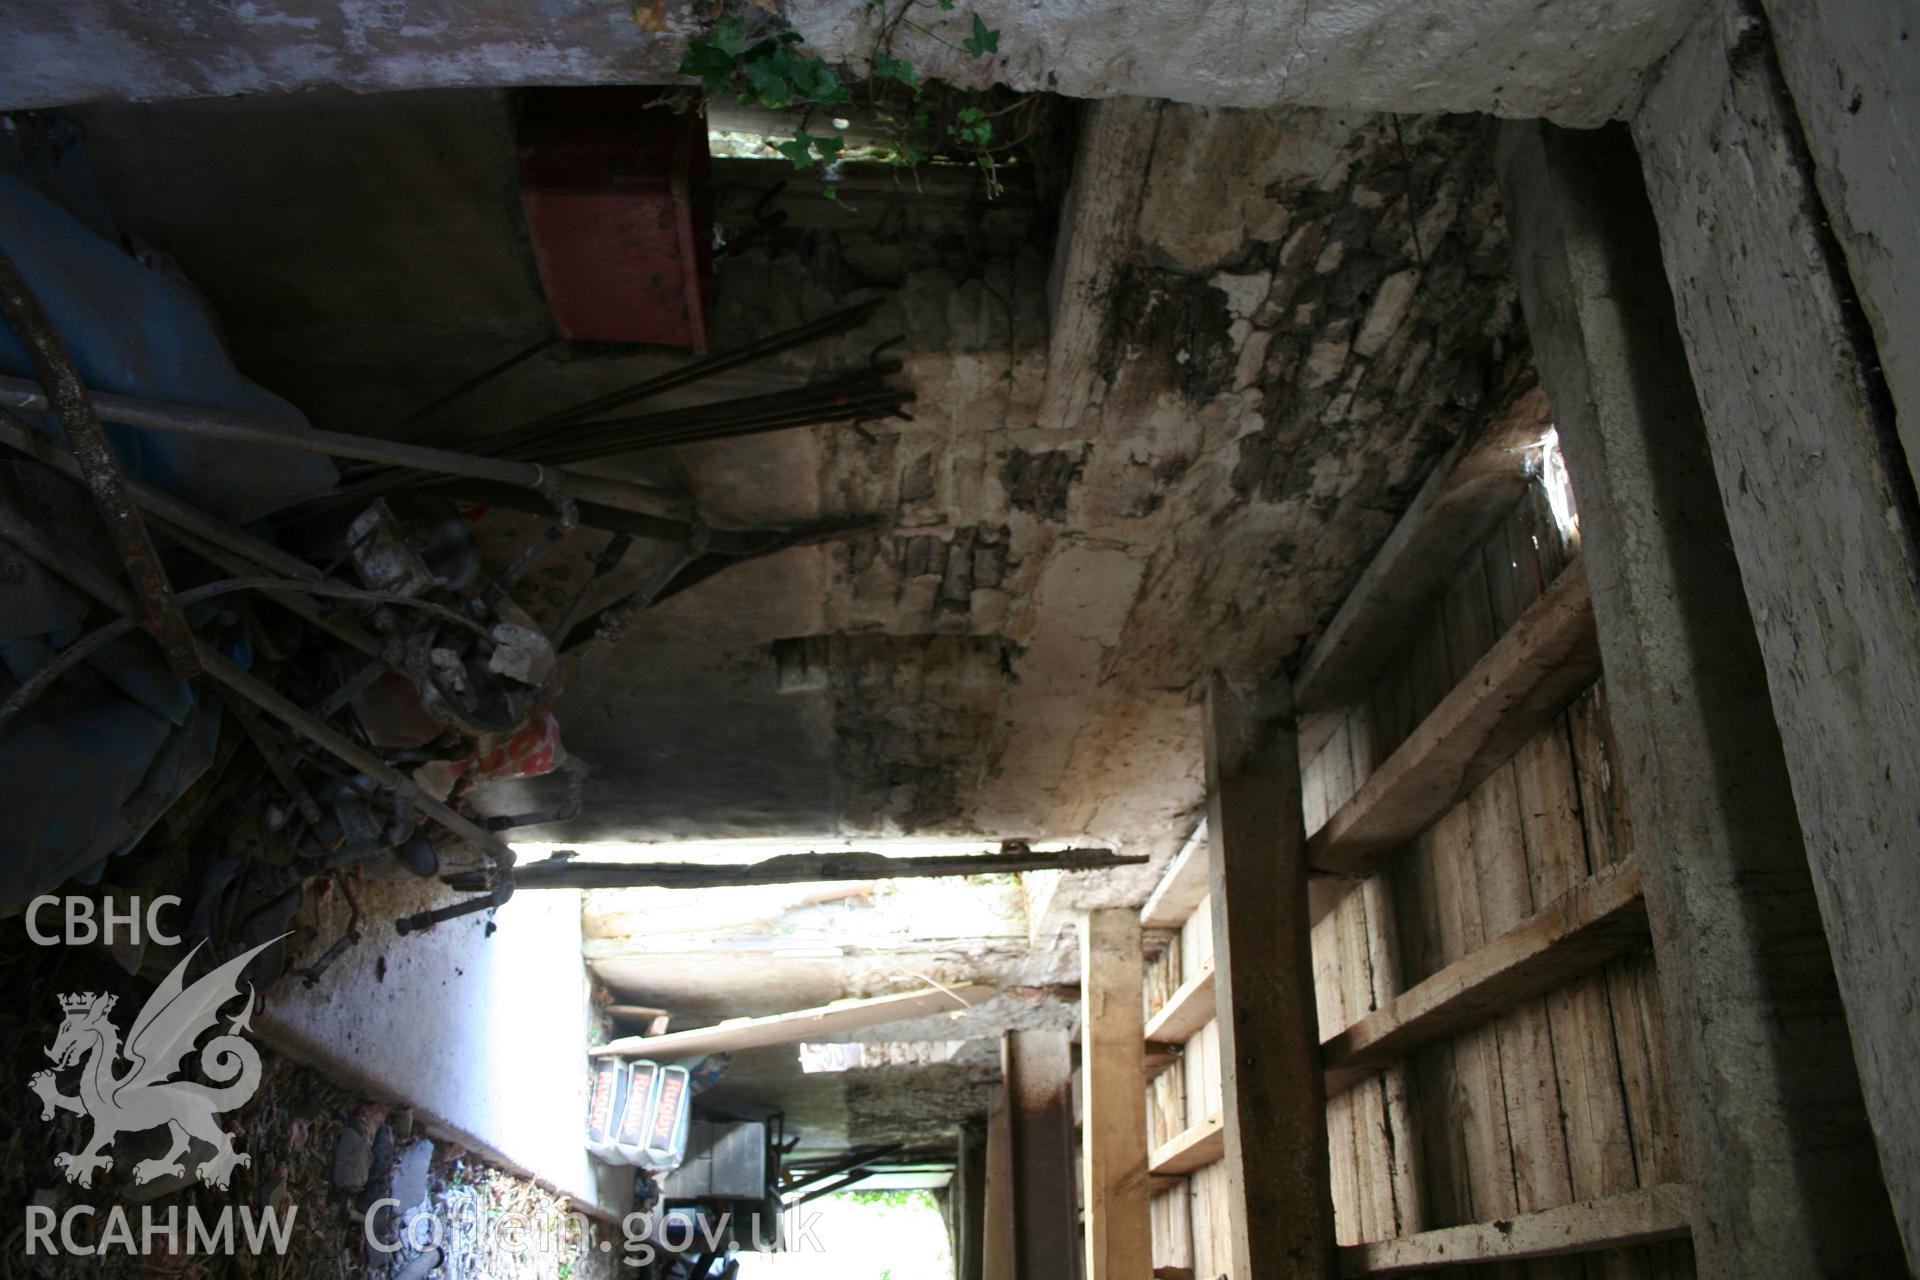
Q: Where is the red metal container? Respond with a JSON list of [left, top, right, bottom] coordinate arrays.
[[516, 88, 714, 352]]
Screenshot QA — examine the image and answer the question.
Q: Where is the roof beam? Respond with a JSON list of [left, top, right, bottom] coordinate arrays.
[[592, 984, 995, 1058]]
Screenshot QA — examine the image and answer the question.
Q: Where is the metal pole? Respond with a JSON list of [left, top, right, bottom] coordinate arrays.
[[0, 374, 686, 519], [0, 249, 202, 677], [0, 412, 387, 659]]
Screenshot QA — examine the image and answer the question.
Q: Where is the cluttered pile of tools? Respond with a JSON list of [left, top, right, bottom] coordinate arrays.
[[0, 247, 910, 985]]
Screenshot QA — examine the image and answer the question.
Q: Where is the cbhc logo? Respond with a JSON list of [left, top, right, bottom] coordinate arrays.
[[25, 896, 183, 947]]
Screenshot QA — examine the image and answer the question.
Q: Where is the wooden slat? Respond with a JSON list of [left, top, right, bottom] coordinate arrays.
[[606, 1005, 672, 1038], [1140, 822, 1211, 929], [1337, 1183, 1691, 1275], [1142, 962, 1215, 1046], [1082, 909, 1154, 1280], [1149, 1114, 1225, 1177], [1204, 675, 1336, 1276], [593, 984, 996, 1057], [1323, 861, 1645, 1093], [1307, 557, 1599, 881], [1296, 385, 1553, 752]]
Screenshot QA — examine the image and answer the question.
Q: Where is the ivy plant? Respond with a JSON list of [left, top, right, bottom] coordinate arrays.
[[677, 0, 1015, 196]]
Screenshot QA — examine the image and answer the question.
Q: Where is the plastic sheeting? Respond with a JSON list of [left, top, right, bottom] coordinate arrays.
[[0, 168, 339, 911]]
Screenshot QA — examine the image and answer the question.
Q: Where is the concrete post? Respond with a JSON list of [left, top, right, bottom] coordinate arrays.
[[1629, 3, 1920, 1262], [1495, 119, 1904, 1277]]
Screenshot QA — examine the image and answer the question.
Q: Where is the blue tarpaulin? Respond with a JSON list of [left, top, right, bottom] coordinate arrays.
[[0, 167, 339, 910]]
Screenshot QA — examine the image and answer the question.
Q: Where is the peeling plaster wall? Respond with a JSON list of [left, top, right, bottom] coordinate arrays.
[[5, 0, 1703, 126], [998, 106, 1533, 934]]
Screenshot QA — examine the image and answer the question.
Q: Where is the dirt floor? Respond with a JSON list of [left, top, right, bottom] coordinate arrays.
[[0, 925, 618, 1279]]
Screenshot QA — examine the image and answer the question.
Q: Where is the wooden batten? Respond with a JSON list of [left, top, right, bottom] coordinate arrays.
[[1323, 861, 1648, 1094], [1337, 1183, 1691, 1275], [1149, 1114, 1226, 1177], [1140, 821, 1211, 929], [1307, 557, 1600, 884], [1295, 385, 1553, 756], [1081, 909, 1155, 1279], [606, 1005, 671, 1038], [1142, 962, 1215, 1046], [592, 983, 996, 1057], [1202, 674, 1336, 1275]]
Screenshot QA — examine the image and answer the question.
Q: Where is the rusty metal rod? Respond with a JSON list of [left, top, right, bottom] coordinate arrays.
[[445, 847, 1146, 892], [500, 374, 908, 463], [0, 374, 684, 519], [0, 247, 202, 678], [0, 411, 386, 659], [0, 574, 465, 729], [0, 505, 516, 872], [498, 298, 883, 442]]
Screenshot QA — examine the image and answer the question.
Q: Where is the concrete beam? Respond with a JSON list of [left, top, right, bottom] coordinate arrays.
[[2, 0, 1698, 125], [1630, 3, 1920, 1263], [1496, 116, 1904, 1275], [1758, 0, 1920, 480]]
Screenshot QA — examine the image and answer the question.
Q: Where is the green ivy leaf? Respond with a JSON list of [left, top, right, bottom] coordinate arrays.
[[744, 58, 792, 106], [707, 19, 752, 56], [962, 13, 999, 56], [823, 186, 841, 200], [774, 136, 818, 169], [677, 40, 737, 86], [807, 61, 851, 104], [873, 52, 921, 89]]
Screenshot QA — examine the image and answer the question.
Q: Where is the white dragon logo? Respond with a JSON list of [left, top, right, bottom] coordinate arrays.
[[28, 936, 280, 1191]]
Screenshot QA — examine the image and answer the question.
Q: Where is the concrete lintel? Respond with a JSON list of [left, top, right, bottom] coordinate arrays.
[[5, 0, 1696, 125]]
